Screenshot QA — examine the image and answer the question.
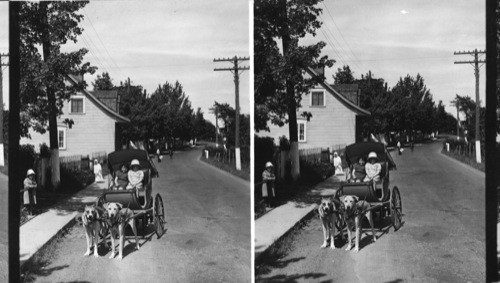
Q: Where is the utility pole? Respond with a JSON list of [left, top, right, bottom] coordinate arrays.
[[214, 56, 249, 171], [454, 49, 485, 163], [0, 53, 8, 167]]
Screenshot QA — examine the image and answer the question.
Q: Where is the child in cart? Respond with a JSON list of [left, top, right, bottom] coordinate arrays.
[[351, 156, 367, 182], [114, 163, 129, 190], [364, 152, 381, 183], [23, 169, 38, 215], [127, 159, 144, 197]]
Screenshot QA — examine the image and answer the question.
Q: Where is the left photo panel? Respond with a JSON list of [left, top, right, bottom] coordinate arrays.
[[5, 1, 251, 282], [0, 1, 8, 282]]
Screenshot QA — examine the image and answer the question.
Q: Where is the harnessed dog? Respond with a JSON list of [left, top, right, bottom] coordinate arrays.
[[75, 205, 107, 257], [318, 197, 345, 249], [103, 202, 140, 260], [340, 195, 377, 252]]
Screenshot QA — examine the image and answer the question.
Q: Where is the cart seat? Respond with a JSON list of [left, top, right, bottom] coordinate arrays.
[[101, 189, 146, 210], [339, 182, 381, 203]]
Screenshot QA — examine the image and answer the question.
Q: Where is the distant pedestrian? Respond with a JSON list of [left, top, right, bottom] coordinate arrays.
[[169, 146, 173, 159], [93, 159, 104, 183], [156, 148, 162, 163], [262, 162, 276, 208], [333, 152, 343, 175], [410, 141, 414, 152], [397, 141, 402, 155], [23, 169, 37, 215]]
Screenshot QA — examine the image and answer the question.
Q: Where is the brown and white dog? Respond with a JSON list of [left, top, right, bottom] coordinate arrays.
[[340, 195, 377, 252], [81, 204, 104, 257], [103, 202, 140, 260], [318, 197, 344, 249]]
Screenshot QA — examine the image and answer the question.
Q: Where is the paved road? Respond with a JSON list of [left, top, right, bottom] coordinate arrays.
[[0, 172, 7, 282], [257, 141, 485, 282], [28, 149, 250, 283]]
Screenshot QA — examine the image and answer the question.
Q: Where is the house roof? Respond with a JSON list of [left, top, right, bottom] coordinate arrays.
[[91, 90, 119, 112], [330, 84, 359, 105], [66, 75, 130, 123], [306, 67, 370, 116]]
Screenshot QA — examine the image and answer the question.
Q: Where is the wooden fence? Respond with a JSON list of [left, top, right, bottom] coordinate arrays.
[[299, 144, 346, 164]]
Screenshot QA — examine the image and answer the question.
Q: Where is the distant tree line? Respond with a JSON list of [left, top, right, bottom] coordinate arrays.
[[93, 73, 216, 146], [333, 65, 459, 141]]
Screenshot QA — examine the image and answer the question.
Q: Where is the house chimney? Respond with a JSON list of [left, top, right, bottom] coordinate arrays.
[[311, 65, 325, 77]]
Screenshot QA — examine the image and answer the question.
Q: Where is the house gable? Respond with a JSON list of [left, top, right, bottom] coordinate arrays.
[[21, 76, 130, 156], [258, 68, 370, 150]]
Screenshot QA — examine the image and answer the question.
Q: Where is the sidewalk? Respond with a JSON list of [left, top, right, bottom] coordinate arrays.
[[20, 178, 109, 267], [254, 173, 345, 263]]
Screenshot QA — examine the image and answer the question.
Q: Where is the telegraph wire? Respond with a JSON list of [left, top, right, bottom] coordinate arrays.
[[322, 2, 366, 71]]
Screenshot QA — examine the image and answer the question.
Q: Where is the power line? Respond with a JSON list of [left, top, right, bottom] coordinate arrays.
[[82, 7, 127, 80], [323, 3, 365, 71]]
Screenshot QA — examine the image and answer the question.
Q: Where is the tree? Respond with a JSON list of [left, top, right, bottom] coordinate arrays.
[[452, 94, 485, 141], [390, 74, 435, 136], [115, 78, 150, 142], [255, 0, 334, 180], [20, 1, 96, 190], [212, 102, 250, 148], [355, 71, 391, 138], [192, 108, 216, 142], [333, 65, 355, 84], [93, 72, 114, 90], [151, 81, 194, 141], [434, 100, 457, 134]]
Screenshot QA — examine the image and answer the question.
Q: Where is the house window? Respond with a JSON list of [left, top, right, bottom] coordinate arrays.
[[58, 127, 66, 150], [311, 91, 325, 106], [298, 121, 306, 142], [70, 97, 84, 113]]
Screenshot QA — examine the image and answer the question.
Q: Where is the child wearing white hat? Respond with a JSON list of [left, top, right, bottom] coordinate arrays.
[[262, 162, 276, 207], [126, 159, 144, 191], [364, 152, 381, 182], [23, 169, 38, 215]]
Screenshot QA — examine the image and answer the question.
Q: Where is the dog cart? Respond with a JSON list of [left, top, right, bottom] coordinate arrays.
[[336, 142, 403, 231], [95, 149, 166, 238]]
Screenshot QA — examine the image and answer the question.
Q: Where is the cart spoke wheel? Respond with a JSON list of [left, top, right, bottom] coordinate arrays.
[[391, 186, 403, 231], [154, 193, 165, 238]]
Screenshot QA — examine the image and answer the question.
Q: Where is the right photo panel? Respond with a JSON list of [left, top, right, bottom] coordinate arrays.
[[254, 1, 486, 281]]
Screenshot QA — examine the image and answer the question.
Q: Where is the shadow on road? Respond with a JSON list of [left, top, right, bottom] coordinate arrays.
[[258, 272, 329, 283]]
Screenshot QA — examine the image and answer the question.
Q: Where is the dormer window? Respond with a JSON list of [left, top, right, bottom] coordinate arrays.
[[311, 90, 325, 106], [69, 96, 85, 114]]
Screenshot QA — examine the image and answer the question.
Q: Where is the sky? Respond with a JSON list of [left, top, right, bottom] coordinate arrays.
[[302, 0, 486, 118], [0, 0, 250, 125], [0, 0, 488, 120]]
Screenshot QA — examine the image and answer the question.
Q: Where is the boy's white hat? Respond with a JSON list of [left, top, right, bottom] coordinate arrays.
[[265, 161, 273, 168], [368, 152, 378, 160], [27, 169, 35, 176], [131, 159, 141, 167]]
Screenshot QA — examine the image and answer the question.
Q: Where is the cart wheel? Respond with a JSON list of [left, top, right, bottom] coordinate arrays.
[[391, 186, 403, 231], [154, 193, 165, 238]]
